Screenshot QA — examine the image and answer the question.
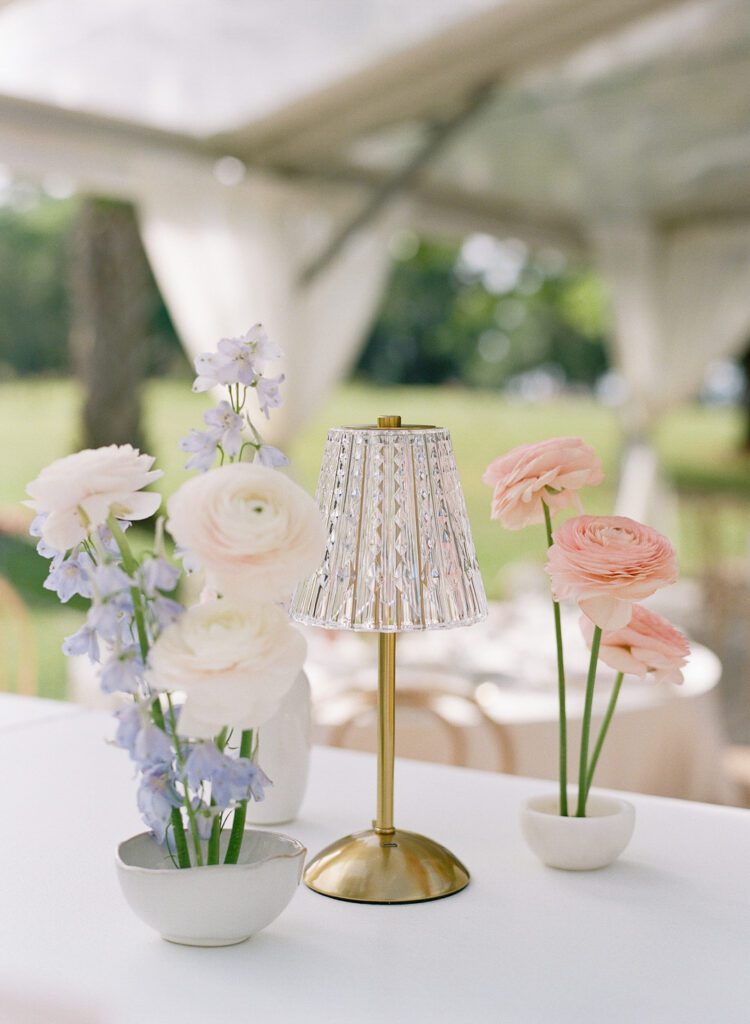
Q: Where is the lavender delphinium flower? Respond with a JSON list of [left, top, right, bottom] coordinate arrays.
[[99, 647, 144, 695], [62, 622, 100, 662], [137, 557, 180, 598], [184, 742, 270, 810], [190, 323, 279, 393], [86, 601, 132, 647], [255, 373, 285, 419], [191, 351, 224, 393], [180, 429, 218, 473], [43, 552, 93, 602], [191, 798, 217, 841], [215, 337, 259, 387], [152, 596, 184, 630], [137, 766, 182, 843], [91, 563, 133, 608], [30, 514, 63, 563], [28, 513, 46, 540], [113, 703, 146, 757], [256, 443, 289, 469], [247, 763, 271, 802], [203, 401, 245, 457], [242, 323, 281, 363], [133, 724, 174, 770], [97, 521, 130, 558]]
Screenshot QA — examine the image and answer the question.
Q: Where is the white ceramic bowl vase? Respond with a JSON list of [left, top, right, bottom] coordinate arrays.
[[520, 791, 635, 870], [116, 829, 306, 946]]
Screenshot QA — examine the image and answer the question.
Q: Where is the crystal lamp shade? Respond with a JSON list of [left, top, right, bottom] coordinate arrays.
[[290, 425, 488, 632]]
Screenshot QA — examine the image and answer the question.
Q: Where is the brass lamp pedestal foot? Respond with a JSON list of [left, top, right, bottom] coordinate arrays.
[[303, 828, 469, 904]]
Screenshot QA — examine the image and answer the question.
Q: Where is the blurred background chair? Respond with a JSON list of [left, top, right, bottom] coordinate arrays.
[[318, 679, 515, 773], [0, 575, 36, 697]]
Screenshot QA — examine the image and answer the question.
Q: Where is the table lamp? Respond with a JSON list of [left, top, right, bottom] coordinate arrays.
[[290, 415, 488, 903]]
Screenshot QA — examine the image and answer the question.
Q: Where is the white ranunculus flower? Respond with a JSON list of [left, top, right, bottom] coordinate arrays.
[[148, 599, 306, 739], [26, 444, 162, 552], [167, 462, 324, 602]]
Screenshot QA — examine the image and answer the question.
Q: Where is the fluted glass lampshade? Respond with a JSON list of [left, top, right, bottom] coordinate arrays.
[[290, 424, 488, 632]]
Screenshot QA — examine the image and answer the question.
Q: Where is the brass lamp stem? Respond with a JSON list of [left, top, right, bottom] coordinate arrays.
[[375, 633, 397, 834], [374, 415, 400, 836]]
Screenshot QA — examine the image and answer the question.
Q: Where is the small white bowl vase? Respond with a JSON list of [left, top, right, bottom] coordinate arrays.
[[116, 829, 306, 946], [520, 791, 635, 871]]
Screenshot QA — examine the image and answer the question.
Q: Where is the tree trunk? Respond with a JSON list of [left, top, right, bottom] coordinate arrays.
[[68, 199, 153, 451], [742, 341, 750, 452]]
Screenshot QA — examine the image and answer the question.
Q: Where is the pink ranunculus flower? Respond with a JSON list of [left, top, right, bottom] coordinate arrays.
[[25, 444, 162, 552], [580, 605, 690, 684], [167, 462, 325, 603], [546, 514, 678, 630], [482, 437, 603, 530]]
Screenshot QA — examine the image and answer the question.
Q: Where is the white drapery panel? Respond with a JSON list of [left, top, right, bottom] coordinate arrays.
[[138, 168, 396, 445], [593, 219, 750, 430], [591, 220, 750, 520]]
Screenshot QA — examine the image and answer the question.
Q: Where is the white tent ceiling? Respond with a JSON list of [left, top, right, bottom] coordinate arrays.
[[1, 0, 748, 233], [0, 0, 749, 519]]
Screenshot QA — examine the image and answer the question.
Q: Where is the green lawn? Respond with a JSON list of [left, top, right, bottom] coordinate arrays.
[[2, 377, 749, 700]]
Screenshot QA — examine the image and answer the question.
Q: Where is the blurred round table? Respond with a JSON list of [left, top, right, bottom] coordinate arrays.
[[302, 595, 737, 804]]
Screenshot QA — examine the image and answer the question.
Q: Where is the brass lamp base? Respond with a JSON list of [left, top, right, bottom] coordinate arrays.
[[304, 828, 469, 904]]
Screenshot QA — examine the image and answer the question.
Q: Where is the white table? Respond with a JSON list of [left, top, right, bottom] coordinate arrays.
[[0, 693, 81, 734], [2, 701, 750, 1024]]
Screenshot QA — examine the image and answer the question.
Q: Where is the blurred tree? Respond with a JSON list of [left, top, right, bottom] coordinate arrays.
[[68, 198, 154, 449], [0, 199, 73, 376], [356, 236, 609, 389], [0, 192, 183, 382], [740, 340, 750, 451]]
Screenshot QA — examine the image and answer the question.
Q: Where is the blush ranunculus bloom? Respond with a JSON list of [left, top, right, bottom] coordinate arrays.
[[580, 604, 689, 684], [148, 599, 306, 739], [167, 462, 325, 602], [25, 445, 162, 552], [482, 437, 603, 530], [546, 515, 678, 630]]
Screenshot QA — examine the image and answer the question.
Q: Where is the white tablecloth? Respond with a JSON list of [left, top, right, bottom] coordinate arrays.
[[1, 700, 750, 1024], [304, 596, 735, 803], [0, 693, 80, 734]]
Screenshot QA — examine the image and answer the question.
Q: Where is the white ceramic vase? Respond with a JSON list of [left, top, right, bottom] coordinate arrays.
[[116, 829, 306, 946], [246, 671, 311, 826], [520, 791, 635, 871]]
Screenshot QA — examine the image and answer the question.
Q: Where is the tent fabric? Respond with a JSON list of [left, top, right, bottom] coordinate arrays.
[[594, 220, 750, 433], [593, 218, 750, 521], [138, 169, 397, 443]]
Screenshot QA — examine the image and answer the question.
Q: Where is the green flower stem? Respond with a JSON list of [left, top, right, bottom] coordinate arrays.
[[150, 698, 190, 868], [585, 672, 624, 801], [207, 810, 222, 865], [166, 695, 204, 867], [206, 728, 230, 865], [107, 516, 149, 664], [106, 516, 191, 866], [543, 501, 568, 817], [224, 729, 253, 865], [576, 626, 602, 817]]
